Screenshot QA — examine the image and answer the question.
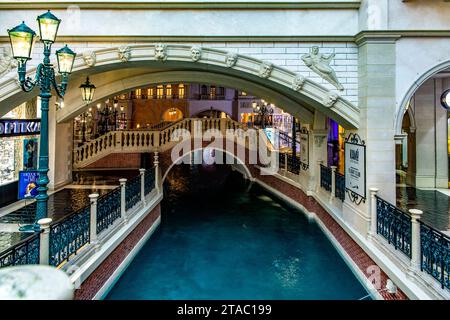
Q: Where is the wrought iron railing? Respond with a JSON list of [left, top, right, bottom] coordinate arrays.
[[126, 175, 141, 210], [0, 233, 40, 268], [279, 153, 286, 168], [144, 169, 155, 196], [286, 154, 300, 175], [335, 172, 345, 202], [49, 205, 90, 267], [376, 196, 411, 257], [97, 187, 121, 234], [320, 164, 332, 192], [420, 222, 450, 290]]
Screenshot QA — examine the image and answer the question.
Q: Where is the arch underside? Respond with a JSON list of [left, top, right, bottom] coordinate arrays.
[[395, 61, 450, 135], [161, 147, 254, 186], [0, 44, 360, 129]]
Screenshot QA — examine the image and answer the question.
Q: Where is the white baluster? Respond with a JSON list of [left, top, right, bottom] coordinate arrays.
[[38, 218, 52, 265]]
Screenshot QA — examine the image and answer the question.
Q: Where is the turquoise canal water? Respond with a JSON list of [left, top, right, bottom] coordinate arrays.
[[106, 165, 369, 300]]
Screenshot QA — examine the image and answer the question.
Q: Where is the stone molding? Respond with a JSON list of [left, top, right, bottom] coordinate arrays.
[[0, 44, 360, 128]]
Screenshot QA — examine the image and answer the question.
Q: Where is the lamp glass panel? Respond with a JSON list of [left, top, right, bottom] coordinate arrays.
[[38, 18, 59, 42], [57, 52, 74, 73], [9, 31, 33, 59]]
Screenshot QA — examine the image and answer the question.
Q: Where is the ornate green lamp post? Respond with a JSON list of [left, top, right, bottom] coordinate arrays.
[[8, 11, 76, 228]]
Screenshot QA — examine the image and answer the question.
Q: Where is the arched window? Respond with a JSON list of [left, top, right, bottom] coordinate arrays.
[[210, 86, 216, 99], [217, 87, 225, 98], [147, 88, 154, 99], [179, 83, 185, 99], [157, 85, 164, 99], [135, 88, 142, 99], [166, 84, 172, 98], [201, 85, 208, 97]]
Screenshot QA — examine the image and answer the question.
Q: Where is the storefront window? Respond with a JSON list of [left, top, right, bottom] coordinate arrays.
[[0, 99, 39, 186]]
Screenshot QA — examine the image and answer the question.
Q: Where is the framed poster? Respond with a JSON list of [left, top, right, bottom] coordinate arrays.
[[299, 128, 309, 170], [23, 138, 38, 170], [18, 170, 39, 199], [345, 133, 366, 204]]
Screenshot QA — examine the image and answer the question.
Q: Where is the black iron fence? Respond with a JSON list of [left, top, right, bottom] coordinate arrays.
[[320, 164, 332, 192], [335, 171, 345, 202], [375, 196, 412, 257], [49, 205, 90, 267], [420, 222, 450, 290], [0, 233, 40, 268]]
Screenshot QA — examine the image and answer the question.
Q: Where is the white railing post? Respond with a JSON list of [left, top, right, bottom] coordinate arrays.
[[330, 166, 337, 202], [409, 209, 423, 274], [38, 218, 52, 265], [154, 151, 160, 194], [119, 178, 127, 222], [316, 160, 323, 193], [139, 168, 146, 205], [89, 193, 99, 248], [368, 188, 379, 240], [284, 154, 288, 173]]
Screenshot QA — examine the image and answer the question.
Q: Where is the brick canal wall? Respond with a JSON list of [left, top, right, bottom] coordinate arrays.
[[74, 204, 161, 300]]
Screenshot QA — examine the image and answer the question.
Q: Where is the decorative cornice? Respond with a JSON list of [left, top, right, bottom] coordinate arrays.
[[1, 30, 448, 44], [0, 1, 362, 10]]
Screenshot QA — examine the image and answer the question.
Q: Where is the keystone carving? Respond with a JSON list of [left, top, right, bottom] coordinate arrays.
[[82, 51, 96, 67], [190, 46, 202, 62], [259, 62, 273, 78], [155, 43, 167, 61], [225, 53, 238, 67], [118, 46, 131, 62], [292, 75, 306, 91], [323, 92, 339, 108]]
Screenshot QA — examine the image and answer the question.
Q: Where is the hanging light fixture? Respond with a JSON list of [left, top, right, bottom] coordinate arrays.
[[79, 76, 96, 104]]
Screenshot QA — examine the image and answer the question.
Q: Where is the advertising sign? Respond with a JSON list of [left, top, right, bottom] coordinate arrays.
[[345, 135, 366, 201], [0, 119, 41, 137], [300, 129, 309, 167], [18, 170, 39, 199], [23, 138, 38, 170]]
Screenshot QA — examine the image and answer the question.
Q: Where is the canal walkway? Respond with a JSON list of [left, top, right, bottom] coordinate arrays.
[[0, 170, 138, 252]]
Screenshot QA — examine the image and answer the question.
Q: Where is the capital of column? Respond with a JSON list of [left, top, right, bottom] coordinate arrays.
[[369, 187, 379, 195], [89, 193, 99, 203], [119, 178, 127, 185], [37, 218, 52, 230], [409, 209, 423, 222], [139, 168, 146, 175]]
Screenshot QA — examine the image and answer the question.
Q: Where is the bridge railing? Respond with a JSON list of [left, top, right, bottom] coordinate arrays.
[[73, 118, 249, 168], [1, 167, 158, 269]]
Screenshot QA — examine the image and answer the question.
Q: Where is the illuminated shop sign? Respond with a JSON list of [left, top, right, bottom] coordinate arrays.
[[0, 119, 41, 137]]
